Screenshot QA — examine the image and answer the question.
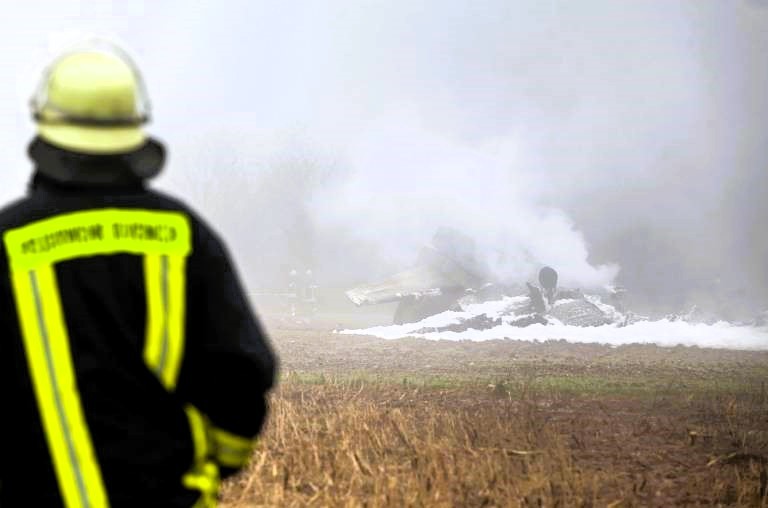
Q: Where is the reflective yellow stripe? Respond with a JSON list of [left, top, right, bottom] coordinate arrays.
[[146, 258, 217, 502], [143, 254, 187, 390], [143, 254, 164, 381], [5, 209, 215, 504], [185, 406, 210, 463], [166, 254, 187, 387], [3, 208, 193, 507], [183, 462, 219, 508], [138, 226, 217, 501], [184, 406, 219, 508], [210, 427, 257, 468], [4, 208, 191, 272], [10, 265, 109, 508]]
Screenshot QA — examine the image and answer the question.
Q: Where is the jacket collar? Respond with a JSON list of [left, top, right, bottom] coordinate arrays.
[[28, 136, 165, 189]]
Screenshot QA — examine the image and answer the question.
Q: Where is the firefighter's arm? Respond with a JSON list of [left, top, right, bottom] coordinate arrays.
[[177, 222, 277, 475]]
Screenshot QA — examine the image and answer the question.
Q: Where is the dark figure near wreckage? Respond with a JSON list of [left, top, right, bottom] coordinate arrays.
[[0, 42, 277, 507], [538, 266, 558, 305]]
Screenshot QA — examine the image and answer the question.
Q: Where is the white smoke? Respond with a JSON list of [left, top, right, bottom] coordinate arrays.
[[1, 1, 766, 311], [312, 108, 619, 288]]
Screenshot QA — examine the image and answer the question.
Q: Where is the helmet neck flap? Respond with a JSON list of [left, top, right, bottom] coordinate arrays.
[[28, 135, 165, 187]]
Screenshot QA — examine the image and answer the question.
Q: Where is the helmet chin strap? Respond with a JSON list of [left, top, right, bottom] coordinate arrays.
[[33, 109, 150, 128]]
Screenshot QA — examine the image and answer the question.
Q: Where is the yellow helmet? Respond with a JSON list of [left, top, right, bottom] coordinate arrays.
[[31, 41, 151, 155]]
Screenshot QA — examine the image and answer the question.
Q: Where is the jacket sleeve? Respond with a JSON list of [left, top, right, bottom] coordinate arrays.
[[176, 218, 278, 476]]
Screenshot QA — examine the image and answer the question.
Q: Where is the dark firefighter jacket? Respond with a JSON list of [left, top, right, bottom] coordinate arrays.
[[0, 138, 277, 507]]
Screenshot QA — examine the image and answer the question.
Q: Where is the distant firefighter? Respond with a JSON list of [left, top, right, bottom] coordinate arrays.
[[287, 268, 319, 319]]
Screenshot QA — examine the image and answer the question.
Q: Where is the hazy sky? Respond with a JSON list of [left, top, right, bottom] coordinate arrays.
[[0, 1, 766, 314]]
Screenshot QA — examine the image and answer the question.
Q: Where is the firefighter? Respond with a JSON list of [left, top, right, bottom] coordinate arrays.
[[0, 41, 277, 507]]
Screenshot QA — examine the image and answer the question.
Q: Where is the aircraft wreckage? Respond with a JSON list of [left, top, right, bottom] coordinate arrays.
[[346, 228, 642, 330]]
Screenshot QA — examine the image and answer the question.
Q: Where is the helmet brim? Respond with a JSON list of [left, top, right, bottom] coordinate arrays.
[[38, 122, 146, 155]]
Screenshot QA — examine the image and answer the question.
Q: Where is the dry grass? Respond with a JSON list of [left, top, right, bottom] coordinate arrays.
[[221, 381, 767, 506], [219, 331, 768, 507], [222, 382, 579, 507]]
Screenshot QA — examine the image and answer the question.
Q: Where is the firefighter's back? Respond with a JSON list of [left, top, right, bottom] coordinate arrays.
[[0, 183, 211, 506]]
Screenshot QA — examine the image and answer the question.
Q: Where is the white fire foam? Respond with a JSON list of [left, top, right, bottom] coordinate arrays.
[[341, 298, 768, 351]]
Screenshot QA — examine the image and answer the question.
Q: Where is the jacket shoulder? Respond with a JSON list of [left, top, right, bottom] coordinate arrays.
[[144, 190, 210, 228], [0, 195, 44, 232], [144, 189, 228, 255]]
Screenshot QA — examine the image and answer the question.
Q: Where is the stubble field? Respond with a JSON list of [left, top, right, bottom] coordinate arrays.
[[220, 322, 768, 507]]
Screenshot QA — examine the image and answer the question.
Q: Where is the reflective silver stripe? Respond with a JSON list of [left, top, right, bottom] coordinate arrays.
[[30, 271, 91, 506]]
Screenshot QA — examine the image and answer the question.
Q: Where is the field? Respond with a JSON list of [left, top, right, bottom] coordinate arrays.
[[220, 321, 768, 507]]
